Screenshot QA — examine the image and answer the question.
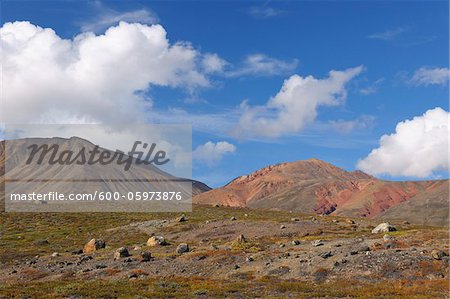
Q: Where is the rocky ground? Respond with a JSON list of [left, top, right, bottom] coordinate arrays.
[[0, 205, 449, 298]]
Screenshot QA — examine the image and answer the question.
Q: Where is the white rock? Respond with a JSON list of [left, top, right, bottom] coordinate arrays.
[[371, 223, 397, 234]]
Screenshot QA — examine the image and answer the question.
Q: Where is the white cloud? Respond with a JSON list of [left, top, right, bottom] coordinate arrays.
[[81, 1, 158, 33], [359, 78, 384, 95], [248, 6, 284, 18], [357, 107, 449, 178], [227, 54, 298, 77], [329, 115, 375, 134], [368, 27, 405, 41], [193, 141, 236, 165], [231, 66, 364, 139], [410, 67, 449, 86], [0, 21, 216, 124], [201, 53, 228, 74]]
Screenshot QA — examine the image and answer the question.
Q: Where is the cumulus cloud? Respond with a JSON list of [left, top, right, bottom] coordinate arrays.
[[201, 53, 228, 74], [227, 54, 298, 77], [231, 66, 364, 139], [0, 21, 216, 124], [81, 1, 158, 33], [193, 141, 236, 165], [368, 27, 406, 41], [357, 107, 449, 178], [410, 67, 449, 86]]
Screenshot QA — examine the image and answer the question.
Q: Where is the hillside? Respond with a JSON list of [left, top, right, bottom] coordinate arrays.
[[194, 159, 449, 226]]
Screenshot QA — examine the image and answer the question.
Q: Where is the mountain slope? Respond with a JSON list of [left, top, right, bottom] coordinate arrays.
[[0, 137, 210, 210], [194, 159, 449, 225]]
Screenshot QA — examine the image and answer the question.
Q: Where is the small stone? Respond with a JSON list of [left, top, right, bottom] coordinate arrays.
[[384, 242, 394, 249], [234, 264, 240, 269], [33, 239, 49, 246], [431, 250, 449, 260], [177, 214, 187, 222], [279, 244, 285, 248], [51, 252, 59, 257], [230, 216, 237, 221], [311, 217, 317, 222], [332, 219, 339, 223], [280, 225, 286, 229], [383, 234, 394, 242], [244, 214, 249, 217], [141, 251, 152, 262], [114, 247, 130, 260], [291, 218, 300, 222], [95, 264, 107, 269], [176, 243, 189, 254], [319, 251, 332, 259], [371, 222, 397, 234], [359, 246, 371, 252], [311, 240, 324, 247], [72, 249, 83, 255], [236, 234, 247, 243], [291, 240, 301, 246], [346, 219, 355, 224], [246, 256, 254, 262]]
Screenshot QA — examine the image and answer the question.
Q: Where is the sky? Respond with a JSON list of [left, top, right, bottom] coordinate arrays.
[[1, 0, 449, 187]]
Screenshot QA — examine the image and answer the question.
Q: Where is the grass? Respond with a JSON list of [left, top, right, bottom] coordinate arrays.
[[0, 205, 313, 263], [0, 277, 448, 298], [1, 204, 449, 298]]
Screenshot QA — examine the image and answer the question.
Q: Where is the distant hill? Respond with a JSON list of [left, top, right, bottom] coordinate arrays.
[[194, 159, 449, 226]]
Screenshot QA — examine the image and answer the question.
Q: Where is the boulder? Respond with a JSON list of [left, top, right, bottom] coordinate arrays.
[[114, 247, 130, 260], [147, 236, 167, 246], [176, 243, 189, 254], [371, 223, 397, 234], [141, 251, 152, 262], [83, 238, 105, 253]]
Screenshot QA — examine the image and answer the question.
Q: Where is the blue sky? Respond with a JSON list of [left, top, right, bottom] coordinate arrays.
[[1, 0, 449, 187]]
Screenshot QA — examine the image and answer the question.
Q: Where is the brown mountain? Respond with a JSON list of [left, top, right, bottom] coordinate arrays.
[[194, 159, 449, 226], [0, 137, 210, 211]]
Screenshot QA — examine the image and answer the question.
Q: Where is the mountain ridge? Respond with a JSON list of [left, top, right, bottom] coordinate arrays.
[[194, 158, 449, 226]]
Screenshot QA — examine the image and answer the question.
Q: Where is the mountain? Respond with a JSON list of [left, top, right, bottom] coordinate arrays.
[[0, 137, 210, 211], [194, 159, 449, 226]]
